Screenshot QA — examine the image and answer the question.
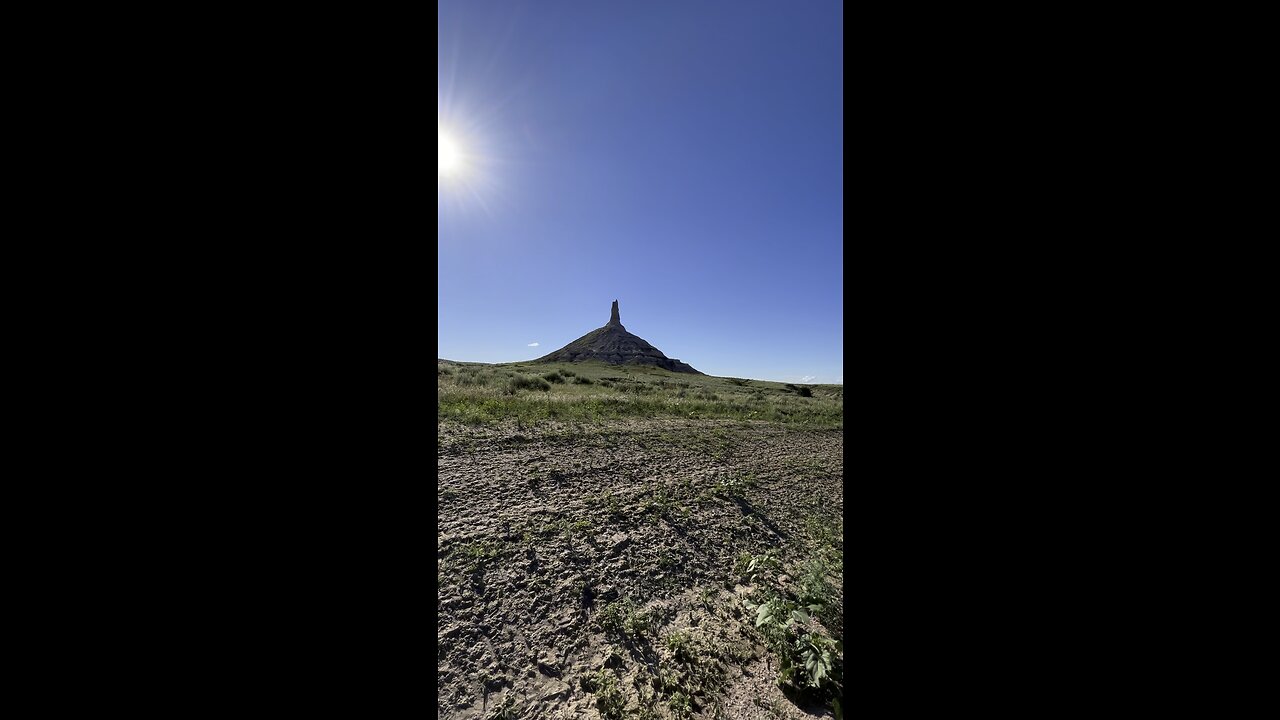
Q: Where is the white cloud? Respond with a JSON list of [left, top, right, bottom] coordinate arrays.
[[800, 375, 816, 382], [528, 342, 540, 347]]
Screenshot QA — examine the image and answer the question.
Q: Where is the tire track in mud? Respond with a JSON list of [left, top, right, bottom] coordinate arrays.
[[438, 419, 843, 719]]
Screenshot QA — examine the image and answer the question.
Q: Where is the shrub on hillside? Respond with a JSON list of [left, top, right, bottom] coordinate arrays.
[[458, 372, 494, 386], [509, 375, 552, 392], [543, 371, 566, 384]]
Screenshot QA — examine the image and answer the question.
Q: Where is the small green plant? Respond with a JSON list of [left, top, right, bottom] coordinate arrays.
[[586, 669, 627, 719], [543, 371, 566, 384], [798, 556, 833, 605], [715, 473, 757, 498], [667, 690, 693, 719], [644, 490, 673, 517], [656, 666, 682, 693], [797, 631, 837, 689], [595, 599, 629, 635], [623, 606, 651, 636], [462, 540, 500, 564], [734, 550, 780, 583], [665, 631, 692, 661], [744, 593, 843, 710], [598, 490, 622, 518], [596, 598, 652, 638]]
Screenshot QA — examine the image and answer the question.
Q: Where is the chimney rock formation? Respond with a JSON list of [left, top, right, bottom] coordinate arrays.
[[535, 300, 700, 373]]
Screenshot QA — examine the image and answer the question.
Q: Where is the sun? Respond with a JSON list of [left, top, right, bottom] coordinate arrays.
[[439, 131, 461, 176]]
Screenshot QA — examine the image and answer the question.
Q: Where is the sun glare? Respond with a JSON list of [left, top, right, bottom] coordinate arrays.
[[439, 132, 461, 176]]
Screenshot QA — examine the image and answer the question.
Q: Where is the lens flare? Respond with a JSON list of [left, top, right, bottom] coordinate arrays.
[[439, 132, 461, 176]]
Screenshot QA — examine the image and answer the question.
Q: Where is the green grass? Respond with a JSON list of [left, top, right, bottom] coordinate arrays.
[[438, 360, 842, 428]]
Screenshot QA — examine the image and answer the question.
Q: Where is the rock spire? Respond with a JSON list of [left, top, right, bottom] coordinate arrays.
[[607, 300, 623, 329]]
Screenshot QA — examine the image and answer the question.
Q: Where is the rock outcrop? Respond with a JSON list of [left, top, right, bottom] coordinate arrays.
[[535, 301, 701, 373]]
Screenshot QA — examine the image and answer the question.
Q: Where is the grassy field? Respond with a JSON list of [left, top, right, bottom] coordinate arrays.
[[438, 360, 843, 428]]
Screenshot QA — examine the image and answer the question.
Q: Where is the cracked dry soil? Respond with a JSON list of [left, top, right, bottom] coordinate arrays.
[[438, 418, 843, 719]]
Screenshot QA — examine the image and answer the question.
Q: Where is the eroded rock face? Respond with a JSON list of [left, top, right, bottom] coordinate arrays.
[[536, 301, 701, 374]]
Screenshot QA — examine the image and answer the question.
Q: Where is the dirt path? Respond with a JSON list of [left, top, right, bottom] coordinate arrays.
[[438, 419, 843, 719]]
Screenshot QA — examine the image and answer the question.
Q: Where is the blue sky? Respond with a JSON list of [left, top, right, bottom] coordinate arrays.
[[439, 0, 843, 384]]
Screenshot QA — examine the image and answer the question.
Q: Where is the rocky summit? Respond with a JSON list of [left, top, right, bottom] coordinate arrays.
[[535, 300, 701, 373]]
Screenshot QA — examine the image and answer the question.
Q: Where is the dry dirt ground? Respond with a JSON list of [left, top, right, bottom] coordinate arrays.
[[438, 418, 844, 719]]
